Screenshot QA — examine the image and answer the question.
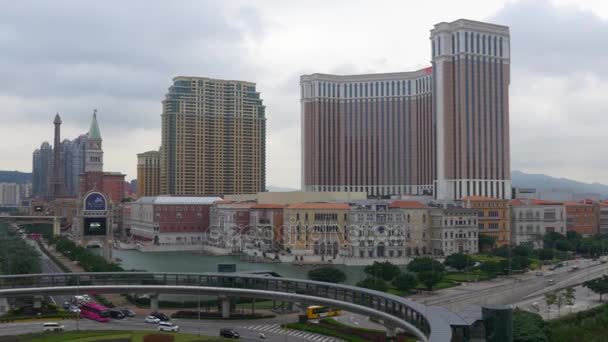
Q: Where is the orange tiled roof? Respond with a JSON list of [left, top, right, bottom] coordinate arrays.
[[510, 199, 525, 206], [250, 204, 286, 209], [287, 202, 350, 209], [389, 201, 427, 208], [563, 201, 589, 206], [530, 199, 562, 205]]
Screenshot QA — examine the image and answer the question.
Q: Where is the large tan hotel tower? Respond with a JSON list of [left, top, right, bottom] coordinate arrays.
[[160, 77, 266, 196]]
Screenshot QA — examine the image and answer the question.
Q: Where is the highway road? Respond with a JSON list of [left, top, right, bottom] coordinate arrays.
[[25, 237, 73, 307], [0, 315, 345, 342], [412, 258, 608, 312]]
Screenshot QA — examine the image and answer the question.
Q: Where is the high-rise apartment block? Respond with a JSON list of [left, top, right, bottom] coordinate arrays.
[[0, 183, 21, 206], [32, 142, 53, 196], [137, 150, 160, 197], [301, 19, 511, 200], [160, 76, 266, 196], [32, 116, 88, 198]]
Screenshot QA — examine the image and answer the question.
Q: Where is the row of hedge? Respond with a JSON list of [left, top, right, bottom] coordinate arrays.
[[171, 310, 274, 320], [45, 236, 123, 273]]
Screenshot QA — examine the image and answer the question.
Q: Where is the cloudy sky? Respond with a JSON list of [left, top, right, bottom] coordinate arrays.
[[1, 0, 607, 188]]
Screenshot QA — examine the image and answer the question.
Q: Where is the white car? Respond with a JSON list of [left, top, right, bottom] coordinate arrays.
[[145, 316, 161, 324], [68, 305, 81, 314], [43, 322, 65, 332], [158, 321, 179, 332]]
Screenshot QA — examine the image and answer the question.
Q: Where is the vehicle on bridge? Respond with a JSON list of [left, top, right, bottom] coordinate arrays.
[[307, 305, 342, 319], [80, 302, 111, 322]]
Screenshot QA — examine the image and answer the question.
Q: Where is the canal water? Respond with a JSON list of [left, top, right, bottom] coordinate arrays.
[[112, 249, 368, 285]]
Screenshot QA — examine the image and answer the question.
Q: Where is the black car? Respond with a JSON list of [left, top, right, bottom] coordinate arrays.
[[120, 308, 135, 317], [220, 328, 240, 339], [151, 312, 170, 321], [110, 309, 125, 319], [62, 301, 71, 310]]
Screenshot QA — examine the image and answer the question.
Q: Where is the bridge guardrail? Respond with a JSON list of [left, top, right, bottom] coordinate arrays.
[[0, 272, 452, 341]]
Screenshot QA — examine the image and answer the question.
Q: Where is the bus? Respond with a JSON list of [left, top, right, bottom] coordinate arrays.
[[306, 305, 342, 319], [79, 302, 111, 322]]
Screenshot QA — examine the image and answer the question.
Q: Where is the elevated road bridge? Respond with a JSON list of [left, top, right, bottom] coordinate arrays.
[[0, 272, 456, 342]]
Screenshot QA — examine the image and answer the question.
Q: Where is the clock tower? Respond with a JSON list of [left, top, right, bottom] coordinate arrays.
[[85, 109, 103, 172]]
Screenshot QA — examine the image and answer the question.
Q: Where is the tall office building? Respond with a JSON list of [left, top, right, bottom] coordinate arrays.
[[137, 150, 160, 197], [301, 19, 510, 200], [432, 20, 511, 200], [160, 76, 266, 196], [62, 134, 88, 196], [32, 142, 53, 196]]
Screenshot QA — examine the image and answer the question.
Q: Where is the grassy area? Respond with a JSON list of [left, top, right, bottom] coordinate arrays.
[[471, 254, 506, 263], [3, 330, 226, 342], [545, 303, 608, 342], [234, 300, 275, 310], [444, 271, 493, 282], [322, 318, 384, 333], [283, 322, 370, 342]]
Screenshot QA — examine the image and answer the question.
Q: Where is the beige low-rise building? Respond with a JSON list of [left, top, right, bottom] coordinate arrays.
[[224, 191, 367, 205], [430, 207, 479, 256], [511, 199, 566, 248], [282, 203, 350, 259]]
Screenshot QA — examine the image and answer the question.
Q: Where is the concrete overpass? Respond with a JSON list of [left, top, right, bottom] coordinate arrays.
[[0, 272, 455, 342]]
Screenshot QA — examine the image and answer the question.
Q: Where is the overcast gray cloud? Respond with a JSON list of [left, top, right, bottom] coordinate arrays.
[[490, 0, 608, 184], [1, 0, 608, 188]]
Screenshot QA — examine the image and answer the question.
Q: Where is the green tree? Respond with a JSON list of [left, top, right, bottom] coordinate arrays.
[[543, 231, 565, 249], [584, 275, 608, 301], [511, 256, 532, 270], [478, 234, 496, 251], [537, 248, 555, 261], [308, 267, 347, 283], [567, 231, 582, 242], [545, 292, 557, 319], [418, 271, 443, 290], [363, 261, 401, 281], [480, 261, 501, 275], [407, 257, 445, 273], [512, 245, 532, 257], [564, 287, 576, 314], [555, 240, 573, 252], [512, 308, 547, 342], [356, 276, 388, 292], [444, 253, 474, 271], [391, 273, 417, 292]]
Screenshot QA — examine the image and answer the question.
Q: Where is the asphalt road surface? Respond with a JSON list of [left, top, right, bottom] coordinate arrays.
[[26, 238, 73, 307], [412, 258, 608, 312], [0, 316, 342, 342]]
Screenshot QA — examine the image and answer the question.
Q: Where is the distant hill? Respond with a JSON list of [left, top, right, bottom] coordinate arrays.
[[0, 171, 31, 184], [512, 170, 608, 198]]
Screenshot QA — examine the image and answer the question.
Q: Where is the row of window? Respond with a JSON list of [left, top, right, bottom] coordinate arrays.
[[310, 76, 432, 99], [432, 31, 505, 57]]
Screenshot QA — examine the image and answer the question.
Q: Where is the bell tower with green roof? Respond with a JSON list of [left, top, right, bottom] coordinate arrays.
[[85, 109, 104, 172]]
